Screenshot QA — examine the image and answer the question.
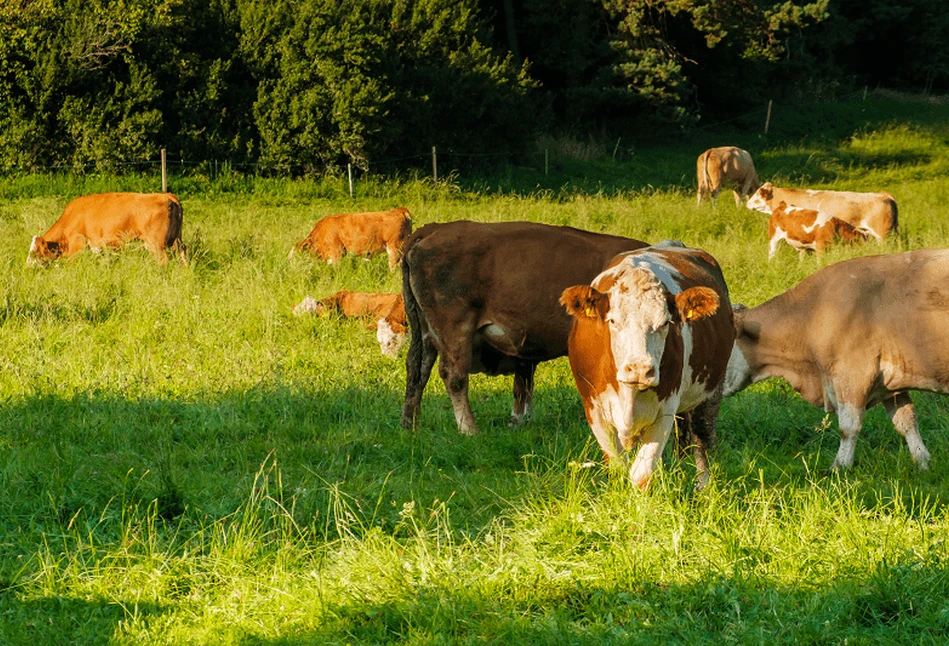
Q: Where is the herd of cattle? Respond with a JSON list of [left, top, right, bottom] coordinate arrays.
[[23, 150, 949, 488]]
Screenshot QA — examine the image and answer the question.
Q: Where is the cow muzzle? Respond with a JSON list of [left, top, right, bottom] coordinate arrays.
[[617, 361, 659, 391]]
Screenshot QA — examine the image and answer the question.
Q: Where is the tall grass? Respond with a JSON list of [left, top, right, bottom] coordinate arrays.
[[1, 99, 949, 643]]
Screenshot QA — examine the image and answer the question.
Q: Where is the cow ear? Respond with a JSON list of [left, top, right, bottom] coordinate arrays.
[[674, 286, 719, 322], [762, 183, 773, 199], [560, 285, 607, 320]]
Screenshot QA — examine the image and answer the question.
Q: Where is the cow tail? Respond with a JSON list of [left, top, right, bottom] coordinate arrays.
[[697, 151, 710, 204], [882, 191, 900, 236], [165, 194, 187, 264], [401, 233, 425, 428]]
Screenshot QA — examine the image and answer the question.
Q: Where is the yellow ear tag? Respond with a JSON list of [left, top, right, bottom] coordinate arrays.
[[686, 309, 694, 320], [585, 306, 595, 318]]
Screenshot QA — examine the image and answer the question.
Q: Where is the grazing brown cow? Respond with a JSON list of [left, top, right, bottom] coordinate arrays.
[[724, 248, 949, 470], [560, 241, 734, 489], [696, 146, 760, 207], [746, 182, 898, 239], [28, 192, 185, 265], [401, 221, 649, 435], [289, 207, 412, 270], [293, 290, 407, 357], [767, 201, 870, 259]]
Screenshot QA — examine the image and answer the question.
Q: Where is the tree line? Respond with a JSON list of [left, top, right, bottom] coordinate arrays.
[[1, 0, 946, 175]]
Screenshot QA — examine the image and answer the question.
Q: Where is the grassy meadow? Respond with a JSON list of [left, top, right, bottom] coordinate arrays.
[[2, 96, 949, 643]]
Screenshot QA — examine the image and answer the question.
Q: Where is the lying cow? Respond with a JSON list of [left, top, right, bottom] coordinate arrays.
[[767, 201, 870, 259], [401, 220, 648, 435], [723, 248, 949, 470], [28, 192, 185, 265], [560, 241, 734, 489], [289, 206, 412, 270], [294, 290, 407, 358], [746, 182, 898, 239], [696, 146, 760, 207]]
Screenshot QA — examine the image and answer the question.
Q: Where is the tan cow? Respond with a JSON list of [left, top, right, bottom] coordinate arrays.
[[28, 192, 185, 266], [289, 207, 412, 270], [724, 249, 949, 470], [767, 202, 870, 259], [696, 146, 760, 207], [294, 290, 407, 357], [746, 182, 898, 239]]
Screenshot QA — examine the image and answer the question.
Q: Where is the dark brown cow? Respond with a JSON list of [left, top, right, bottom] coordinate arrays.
[[724, 249, 949, 470], [767, 201, 870, 259], [747, 182, 898, 239], [401, 221, 649, 435], [28, 192, 185, 265], [560, 241, 734, 489], [293, 290, 407, 357], [696, 146, 760, 207], [289, 207, 412, 270]]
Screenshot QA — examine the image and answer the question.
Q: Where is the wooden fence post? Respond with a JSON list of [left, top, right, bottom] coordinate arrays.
[[161, 148, 167, 192], [348, 163, 354, 198], [763, 100, 773, 135], [545, 149, 549, 176], [432, 146, 437, 182]]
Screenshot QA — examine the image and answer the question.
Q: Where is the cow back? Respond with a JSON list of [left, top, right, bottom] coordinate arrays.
[[402, 221, 649, 362]]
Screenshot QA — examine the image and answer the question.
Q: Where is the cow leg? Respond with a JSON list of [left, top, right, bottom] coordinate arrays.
[[830, 401, 866, 470], [678, 390, 721, 490], [732, 189, 742, 207], [628, 404, 678, 489], [437, 342, 479, 435], [884, 392, 931, 469], [585, 403, 623, 464], [401, 332, 438, 429], [510, 360, 536, 426]]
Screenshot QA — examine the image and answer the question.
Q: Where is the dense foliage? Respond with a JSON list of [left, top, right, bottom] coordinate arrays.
[[1, 0, 947, 172]]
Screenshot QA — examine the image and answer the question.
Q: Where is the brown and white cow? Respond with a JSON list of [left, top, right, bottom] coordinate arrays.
[[724, 249, 949, 470], [560, 241, 735, 489], [289, 207, 412, 270], [696, 146, 760, 207], [293, 290, 407, 357], [28, 192, 185, 266], [746, 182, 898, 240], [401, 221, 649, 435], [767, 201, 870, 259]]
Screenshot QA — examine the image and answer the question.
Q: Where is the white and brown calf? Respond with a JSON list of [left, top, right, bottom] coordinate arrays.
[[560, 241, 735, 489], [767, 201, 870, 259]]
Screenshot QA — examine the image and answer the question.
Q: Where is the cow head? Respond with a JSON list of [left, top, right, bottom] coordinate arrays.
[[27, 236, 61, 266], [746, 181, 774, 213], [562, 265, 720, 392], [376, 318, 407, 358], [722, 304, 756, 396]]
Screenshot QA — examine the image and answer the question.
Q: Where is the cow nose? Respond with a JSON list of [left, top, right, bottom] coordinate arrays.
[[619, 362, 658, 389]]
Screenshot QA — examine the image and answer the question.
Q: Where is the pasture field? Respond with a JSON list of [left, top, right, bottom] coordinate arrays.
[[2, 103, 949, 643]]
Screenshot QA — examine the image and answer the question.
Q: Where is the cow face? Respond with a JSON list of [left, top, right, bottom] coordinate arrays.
[[563, 265, 720, 392], [27, 236, 61, 266], [746, 182, 774, 213], [376, 318, 407, 358]]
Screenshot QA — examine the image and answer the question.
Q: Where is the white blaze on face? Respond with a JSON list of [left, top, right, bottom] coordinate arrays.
[[746, 191, 771, 213], [376, 319, 406, 358], [597, 263, 671, 390]]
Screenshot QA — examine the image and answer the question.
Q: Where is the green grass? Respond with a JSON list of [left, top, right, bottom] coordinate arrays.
[[2, 97, 949, 643]]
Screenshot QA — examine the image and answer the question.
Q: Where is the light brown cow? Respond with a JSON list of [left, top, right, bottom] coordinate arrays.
[[294, 290, 407, 357], [724, 249, 949, 470], [746, 182, 898, 239], [696, 146, 760, 207], [561, 241, 734, 489], [28, 192, 185, 265], [289, 207, 412, 270], [767, 201, 870, 259]]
